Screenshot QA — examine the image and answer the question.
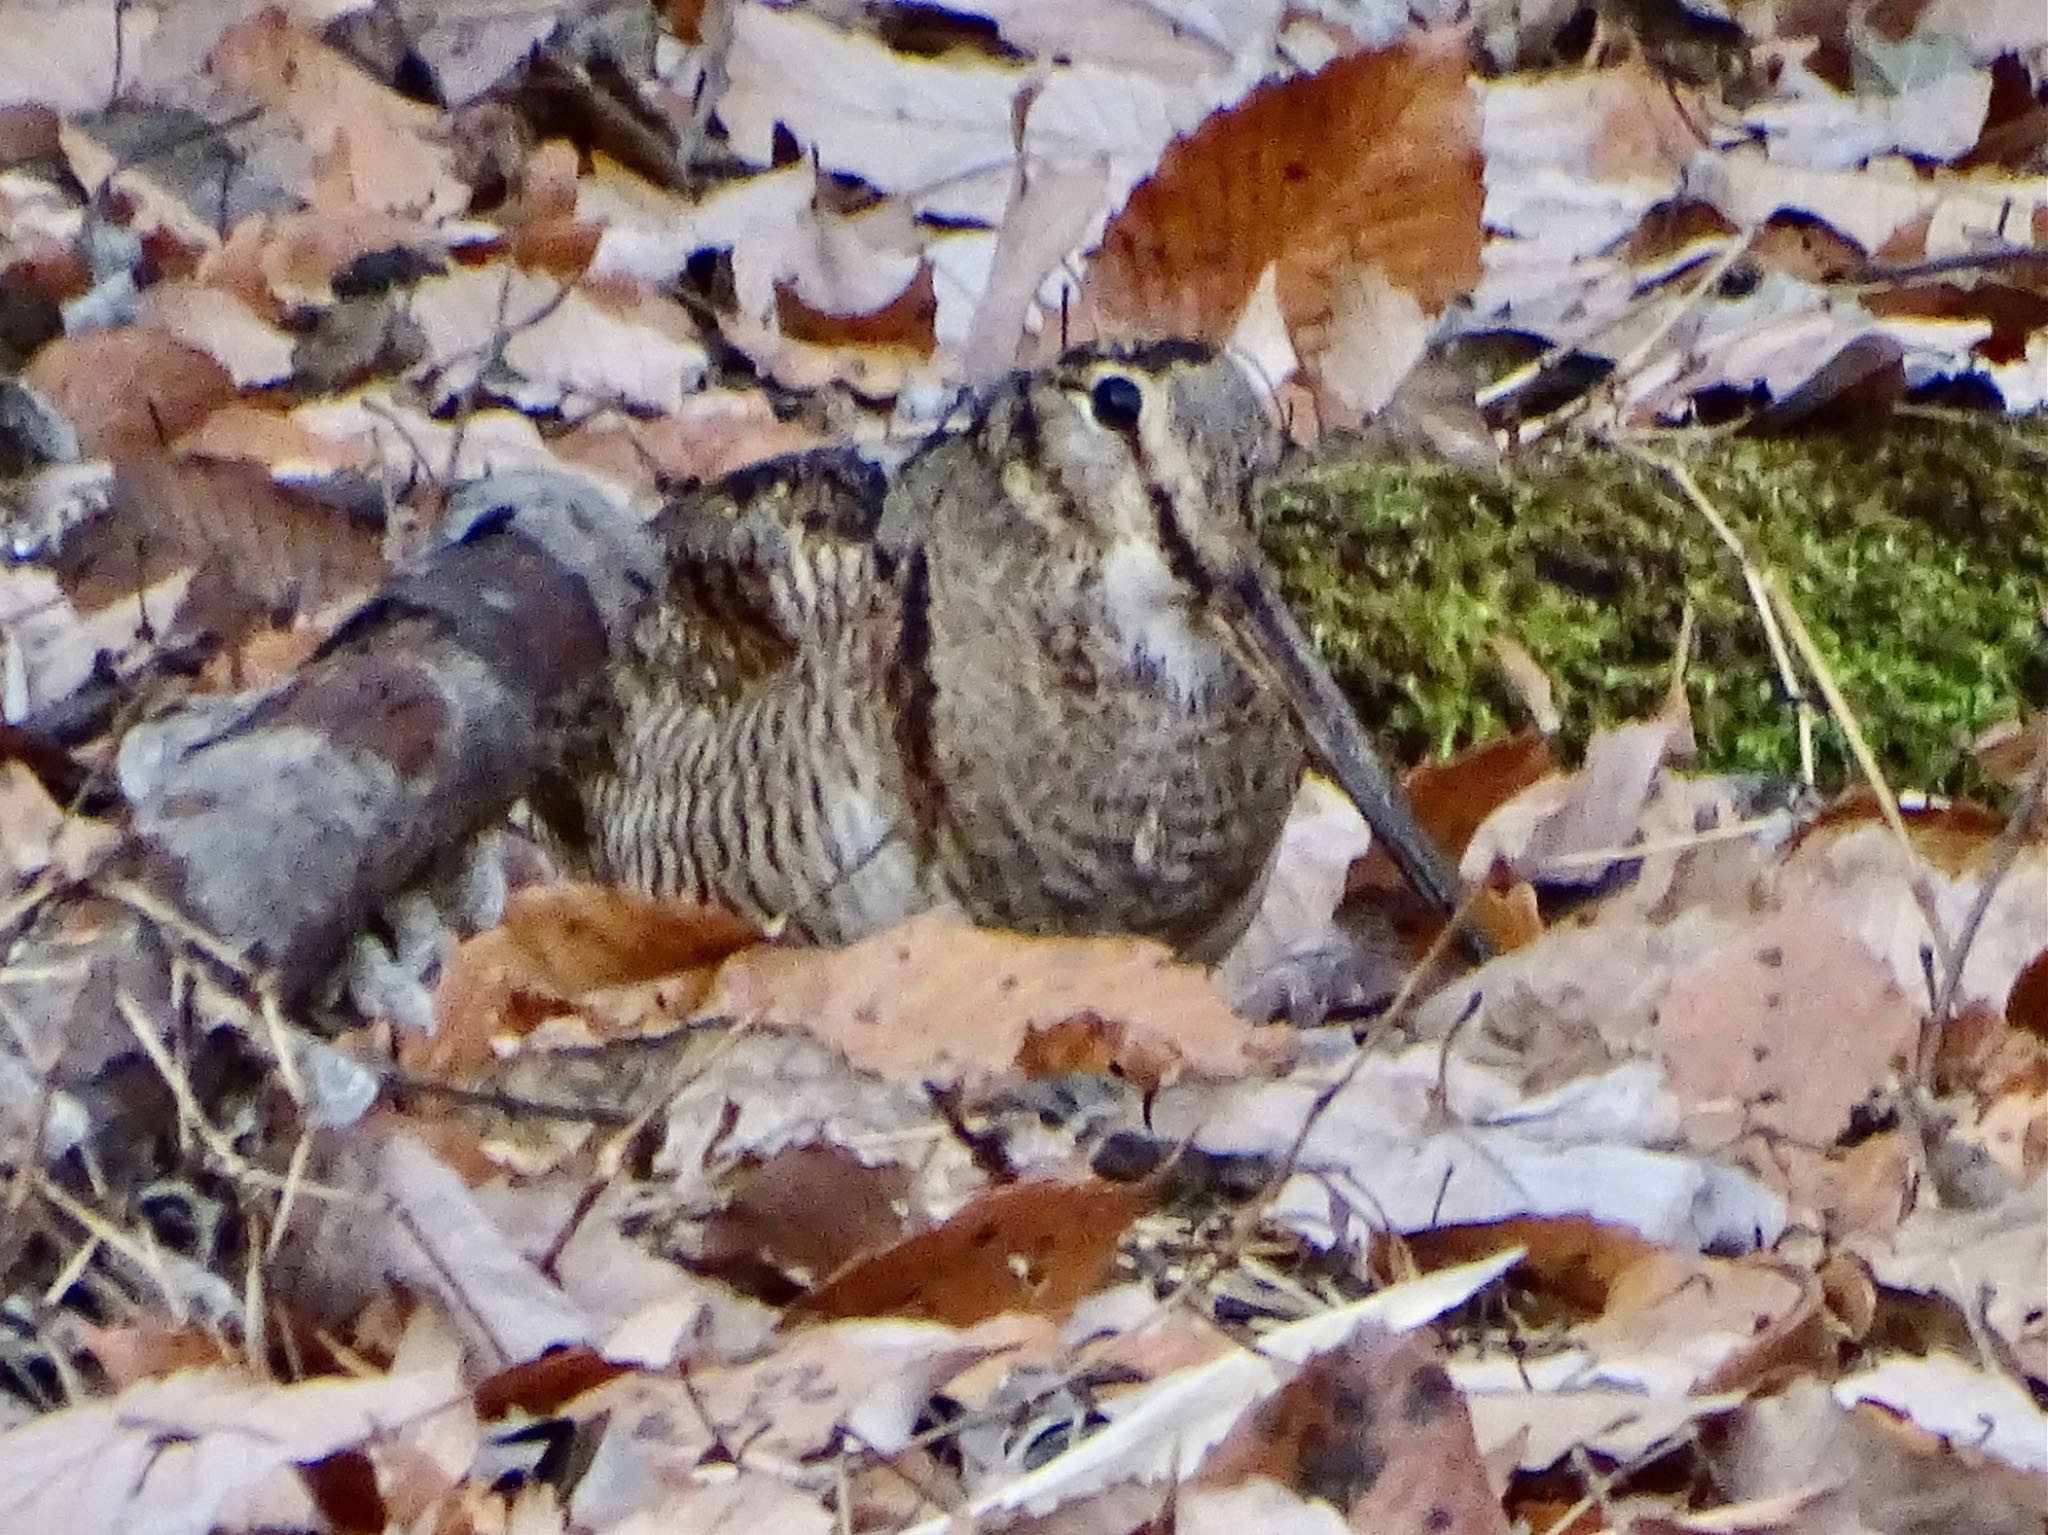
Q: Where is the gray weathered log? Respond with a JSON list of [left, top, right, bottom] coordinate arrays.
[[0, 472, 654, 1147]]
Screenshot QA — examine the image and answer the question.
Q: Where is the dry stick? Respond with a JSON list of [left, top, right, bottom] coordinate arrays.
[[1925, 738, 2048, 1075], [1596, 229, 1760, 413], [1240, 889, 1483, 1251], [1764, 573, 1960, 1003], [112, 991, 367, 1207], [1535, 813, 1786, 873], [1480, 228, 1758, 444], [33, 1174, 177, 1309], [241, 1206, 269, 1380], [438, 265, 577, 507], [1623, 444, 1817, 785]]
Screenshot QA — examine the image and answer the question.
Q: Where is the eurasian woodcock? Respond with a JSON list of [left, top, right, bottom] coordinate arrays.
[[536, 342, 1469, 961]]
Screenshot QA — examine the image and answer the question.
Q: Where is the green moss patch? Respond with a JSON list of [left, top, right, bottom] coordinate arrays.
[[1261, 412, 2048, 795]]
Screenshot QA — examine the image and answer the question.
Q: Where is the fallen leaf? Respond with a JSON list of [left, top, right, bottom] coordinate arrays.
[[697, 908, 1267, 1091], [793, 1177, 1150, 1326], [1655, 908, 1919, 1148], [1461, 713, 1692, 886], [1085, 33, 1483, 363], [139, 280, 295, 386], [549, 389, 829, 494], [0, 1360, 471, 1533], [209, 9, 469, 219], [1196, 1324, 1510, 1535], [702, 1142, 915, 1290], [20, 325, 236, 456], [775, 258, 938, 357], [1358, 729, 1558, 885], [424, 882, 759, 1076]]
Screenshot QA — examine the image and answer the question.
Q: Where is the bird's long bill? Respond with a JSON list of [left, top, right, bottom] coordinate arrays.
[[1225, 565, 1489, 959]]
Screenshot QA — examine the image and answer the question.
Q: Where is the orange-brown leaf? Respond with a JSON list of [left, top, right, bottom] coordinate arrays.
[[792, 1177, 1149, 1326], [1085, 33, 1482, 346]]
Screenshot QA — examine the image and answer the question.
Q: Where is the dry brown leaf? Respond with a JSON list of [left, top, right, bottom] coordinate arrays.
[[351, 1130, 596, 1363], [495, 882, 762, 995], [1409, 730, 1561, 859], [1344, 730, 1556, 957], [108, 454, 387, 623], [2007, 947, 2048, 1039], [20, 324, 237, 456], [1471, 879, 1544, 954], [1798, 786, 2022, 877], [1780, 817, 2048, 1019], [473, 1346, 628, 1422], [503, 141, 601, 282], [793, 1176, 1150, 1326], [1195, 1324, 1510, 1535], [423, 882, 759, 1076], [1723, 1377, 2048, 1529], [1582, 1249, 1819, 1395], [549, 390, 828, 495], [615, 1475, 837, 1535], [1656, 909, 1919, 1149], [209, 9, 468, 219], [206, 207, 447, 312], [175, 402, 379, 477], [297, 1448, 385, 1535], [1084, 34, 1481, 357], [1394, 1217, 1664, 1316], [564, 1313, 1054, 1514], [1462, 713, 1695, 887], [775, 259, 938, 358], [1865, 1186, 2048, 1383], [409, 267, 710, 415], [138, 280, 295, 386], [702, 1143, 915, 1290], [0, 1361, 471, 1532], [75, 1323, 239, 1389], [696, 908, 1267, 1091], [1357, 730, 1558, 888], [0, 760, 115, 881]]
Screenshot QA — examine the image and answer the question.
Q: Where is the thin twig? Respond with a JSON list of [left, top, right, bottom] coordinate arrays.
[[1249, 886, 1484, 1237], [1925, 736, 2048, 1074], [1764, 573, 1959, 995], [1533, 813, 1787, 872], [1622, 443, 1816, 784]]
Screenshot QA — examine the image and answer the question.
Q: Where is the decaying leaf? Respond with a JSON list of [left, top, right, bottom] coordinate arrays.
[[1196, 1325, 1509, 1535], [1082, 32, 1482, 411], [793, 1176, 1151, 1326], [696, 908, 1269, 1091]]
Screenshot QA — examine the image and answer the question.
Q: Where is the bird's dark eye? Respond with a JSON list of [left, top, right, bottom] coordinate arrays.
[[1089, 373, 1144, 433]]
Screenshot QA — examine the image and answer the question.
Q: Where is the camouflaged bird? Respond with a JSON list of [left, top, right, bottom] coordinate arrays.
[[536, 342, 1467, 962]]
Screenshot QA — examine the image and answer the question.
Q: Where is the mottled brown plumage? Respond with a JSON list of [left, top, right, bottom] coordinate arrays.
[[542, 343, 1465, 960]]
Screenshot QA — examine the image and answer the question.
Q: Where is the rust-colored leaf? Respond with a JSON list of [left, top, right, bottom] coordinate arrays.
[[1196, 1325, 1509, 1534], [474, 1345, 629, 1421], [792, 1177, 1150, 1326], [422, 882, 761, 1076], [775, 259, 938, 355], [699, 908, 1266, 1092], [21, 326, 237, 456], [1084, 34, 1481, 347]]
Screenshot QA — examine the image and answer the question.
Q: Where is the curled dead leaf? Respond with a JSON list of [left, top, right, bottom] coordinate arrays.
[[1084, 33, 1481, 371], [423, 882, 760, 1077]]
